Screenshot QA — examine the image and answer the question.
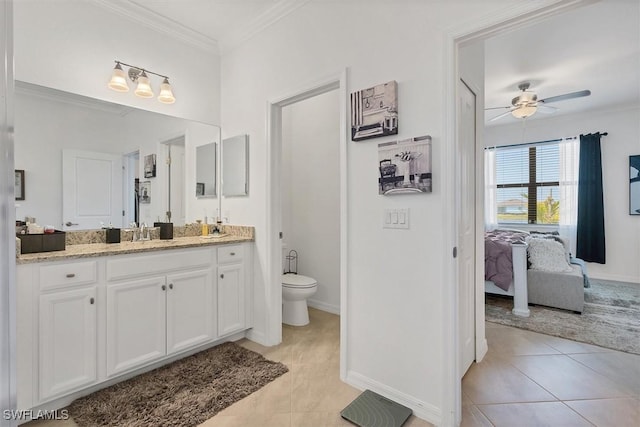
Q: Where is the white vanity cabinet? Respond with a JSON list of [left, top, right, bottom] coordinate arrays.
[[16, 240, 253, 413], [217, 245, 246, 336], [38, 263, 99, 401], [105, 248, 215, 376], [17, 259, 100, 407]]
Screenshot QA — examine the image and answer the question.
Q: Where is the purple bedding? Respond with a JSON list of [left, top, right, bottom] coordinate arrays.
[[484, 230, 528, 291]]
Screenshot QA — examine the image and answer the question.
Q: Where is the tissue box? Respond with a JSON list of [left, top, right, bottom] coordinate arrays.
[[105, 228, 121, 244], [17, 231, 66, 254], [153, 222, 173, 240]]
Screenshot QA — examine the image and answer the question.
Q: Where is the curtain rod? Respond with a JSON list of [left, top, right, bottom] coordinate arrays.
[[485, 132, 608, 150]]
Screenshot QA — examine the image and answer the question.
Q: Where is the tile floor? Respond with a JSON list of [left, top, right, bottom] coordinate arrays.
[[461, 322, 640, 427], [25, 308, 640, 427]]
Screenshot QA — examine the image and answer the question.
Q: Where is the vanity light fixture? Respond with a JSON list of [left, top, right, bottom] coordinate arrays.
[[108, 60, 175, 104]]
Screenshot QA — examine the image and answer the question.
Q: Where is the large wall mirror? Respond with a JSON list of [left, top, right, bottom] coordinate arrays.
[[222, 134, 249, 196], [14, 81, 220, 230], [196, 143, 217, 198]]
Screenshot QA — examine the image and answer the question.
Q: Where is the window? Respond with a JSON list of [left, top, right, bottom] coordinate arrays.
[[487, 139, 578, 225]]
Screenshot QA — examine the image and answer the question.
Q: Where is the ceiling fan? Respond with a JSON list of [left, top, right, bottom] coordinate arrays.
[[486, 82, 591, 122]]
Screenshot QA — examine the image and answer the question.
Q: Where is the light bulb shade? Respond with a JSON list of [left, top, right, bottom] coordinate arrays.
[[157, 78, 176, 104], [511, 105, 537, 119], [134, 71, 154, 98], [108, 63, 129, 92]]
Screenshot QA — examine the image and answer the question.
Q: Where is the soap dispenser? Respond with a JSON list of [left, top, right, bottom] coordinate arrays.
[[201, 216, 208, 236]]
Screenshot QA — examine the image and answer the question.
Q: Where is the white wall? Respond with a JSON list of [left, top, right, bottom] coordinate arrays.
[[219, 1, 555, 423], [282, 89, 340, 314], [13, 0, 220, 125], [485, 107, 640, 283], [14, 87, 219, 229]]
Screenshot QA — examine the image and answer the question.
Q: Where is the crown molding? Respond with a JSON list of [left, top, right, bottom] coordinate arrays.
[[16, 81, 134, 116], [91, 0, 219, 54], [220, 0, 312, 54]]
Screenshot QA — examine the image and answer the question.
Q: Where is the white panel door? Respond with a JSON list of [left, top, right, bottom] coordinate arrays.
[[62, 149, 123, 230], [39, 287, 97, 400], [458, 80, 476, 377], [106, 277, 166, 377], [166, 269, 214, 355], [217, 264, 245, 336]]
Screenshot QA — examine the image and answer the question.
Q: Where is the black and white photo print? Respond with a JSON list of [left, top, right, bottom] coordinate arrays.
[[378, 135, 432, 195], [144, 154, 157, 178], [351, 80, 398, 141], [139, 180, 151, 204]]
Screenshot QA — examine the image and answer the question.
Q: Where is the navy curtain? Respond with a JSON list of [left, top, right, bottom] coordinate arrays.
[[576, 133, 605, 263]]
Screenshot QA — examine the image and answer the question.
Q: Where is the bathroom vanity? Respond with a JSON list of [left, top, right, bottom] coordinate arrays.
[[15, 234, 253, 415]]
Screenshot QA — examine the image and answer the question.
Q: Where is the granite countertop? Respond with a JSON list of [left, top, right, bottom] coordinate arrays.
[[16, 234, 253, 264]]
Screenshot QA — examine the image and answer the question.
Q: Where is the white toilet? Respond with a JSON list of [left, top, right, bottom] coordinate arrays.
[[282, 273, 317, 326]]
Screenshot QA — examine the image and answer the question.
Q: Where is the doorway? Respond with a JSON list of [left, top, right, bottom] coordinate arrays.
[[123, 151, 139, 227], [162, 137, 186, 226], [265, 70, 348, 376]]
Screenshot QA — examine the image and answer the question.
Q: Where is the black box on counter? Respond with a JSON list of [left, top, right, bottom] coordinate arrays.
[[153, 222, 173, 240], [17, 231, 66, 254], [105, 228, 121, 244]]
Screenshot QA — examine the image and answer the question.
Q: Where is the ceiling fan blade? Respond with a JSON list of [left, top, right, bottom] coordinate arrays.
[[485, 106, 511, 111], [488, 110, 513, 122], [539, 90, 591, 104], [537, 104, 558, 114]]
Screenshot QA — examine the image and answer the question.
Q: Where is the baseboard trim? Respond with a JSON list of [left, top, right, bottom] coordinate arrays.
[[345, 370, 441, 426], [589, 273, 640, 285], [307, 299, 340, 315], [476, 337, 488, 363]]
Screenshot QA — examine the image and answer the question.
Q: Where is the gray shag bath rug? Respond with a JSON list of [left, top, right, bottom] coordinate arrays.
[[66, 342, 289, 426], [486, 280, 640, 355]]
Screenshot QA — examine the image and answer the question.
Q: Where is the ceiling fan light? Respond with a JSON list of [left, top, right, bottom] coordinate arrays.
[[157, 78, 176, 104], [134, 71, 154, 98], [512, 105, 537, 119], [108, 62, 129, 92]]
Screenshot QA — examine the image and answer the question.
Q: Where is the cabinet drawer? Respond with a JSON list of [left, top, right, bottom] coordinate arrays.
[[217, 245, 243, 264], [39, 260, 98, 291], [107, 248, 213, 282]]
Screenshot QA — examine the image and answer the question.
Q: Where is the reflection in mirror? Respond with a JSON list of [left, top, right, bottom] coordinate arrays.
[[14, 81, 220, 230], [222, 134, 249, 196], [196, 143, 216, 198]]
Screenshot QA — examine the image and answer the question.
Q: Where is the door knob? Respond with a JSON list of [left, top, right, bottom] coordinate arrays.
[[220, 274, 224, 279], [65, 221, 79, 226]]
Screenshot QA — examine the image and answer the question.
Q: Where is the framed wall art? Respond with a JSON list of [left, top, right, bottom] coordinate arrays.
[[139, 180, 151, 204], [15, 170, 25, 200], [630, 155, 640, 215], [351, 80, 398, 141], [378, 135, 432, 195], [144, 154, 157, 178]]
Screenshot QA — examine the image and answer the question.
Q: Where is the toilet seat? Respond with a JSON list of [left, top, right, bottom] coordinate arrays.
[[282, 273, 317, 288]]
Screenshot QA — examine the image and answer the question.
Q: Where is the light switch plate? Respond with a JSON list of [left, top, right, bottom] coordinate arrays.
[[383, 208, 409, 229]]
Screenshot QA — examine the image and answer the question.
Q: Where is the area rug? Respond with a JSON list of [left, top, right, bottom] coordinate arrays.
[[485, 280, 640, 355], [66, 342, 289, 426]]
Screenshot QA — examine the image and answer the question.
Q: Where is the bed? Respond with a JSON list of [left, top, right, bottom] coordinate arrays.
[[485, 229, 587, 315], [484, 229, 530, 317]]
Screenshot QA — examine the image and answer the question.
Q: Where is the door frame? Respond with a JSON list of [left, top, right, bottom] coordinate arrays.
[[442, 1, 591, 425], [265, 69, 348, 376], [0, 1, 15, 424]]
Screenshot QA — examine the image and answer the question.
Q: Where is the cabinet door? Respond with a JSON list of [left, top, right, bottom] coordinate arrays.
[[39, 287, 97, 401], [217, 263, 245, 336], [166, 269, 214, 355], [106, 277, 166, 377]]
